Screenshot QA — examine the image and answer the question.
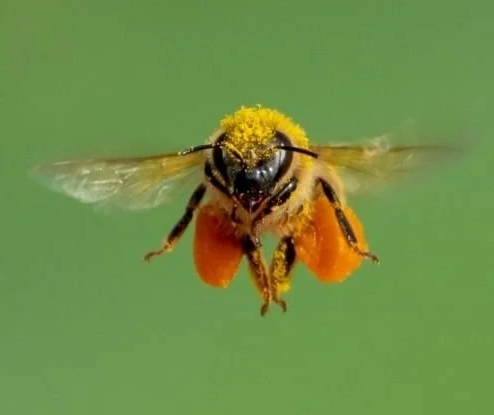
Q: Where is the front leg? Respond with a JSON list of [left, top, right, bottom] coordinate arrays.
[[144, 183, 206, 261], [241, 233, 276, 316], [269, 236, 296, 313], [319, 178, 379, 263]]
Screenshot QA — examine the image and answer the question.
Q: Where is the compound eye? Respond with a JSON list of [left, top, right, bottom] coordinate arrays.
[[272, 131, 292, 148], [212, 133, 232, 185], [269, 131, 293, 182]]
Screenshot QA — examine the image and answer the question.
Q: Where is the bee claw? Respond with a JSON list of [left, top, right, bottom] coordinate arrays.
[[260, 302, 270, 316], [366, 252, 380, 264], [354, 247, 380, 264], [143, 250, 163, 262], [260, 295, 287, 316], [144, 242, 173, 262], [143, 252, 157, 262], [274, 297, 287, 313]]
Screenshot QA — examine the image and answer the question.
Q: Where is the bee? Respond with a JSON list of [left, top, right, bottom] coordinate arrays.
[[33, 106, 460, 315]]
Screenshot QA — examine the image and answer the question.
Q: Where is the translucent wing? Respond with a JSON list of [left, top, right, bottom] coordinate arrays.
[[311, 133, 464, 196], [32, 150, 206, 211]]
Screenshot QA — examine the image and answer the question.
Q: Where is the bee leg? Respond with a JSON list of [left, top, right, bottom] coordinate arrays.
[[319, 178, 379, 263], [144, 183, 207, 262], [269, 236, 296, 313], [230, 202, 242, 224], [252, 177, 298, 231], [241, 234, 272, 316]]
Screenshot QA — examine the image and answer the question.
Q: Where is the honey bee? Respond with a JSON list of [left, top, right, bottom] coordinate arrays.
[[33, 106, 460, 315]]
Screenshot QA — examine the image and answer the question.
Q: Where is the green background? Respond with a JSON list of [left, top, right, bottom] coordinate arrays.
[[1, 1, 493, 414]]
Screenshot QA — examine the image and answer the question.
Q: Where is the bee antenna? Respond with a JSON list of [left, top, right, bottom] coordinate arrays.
[[178, 143, 217, 156], [275, 145, 319, 159]]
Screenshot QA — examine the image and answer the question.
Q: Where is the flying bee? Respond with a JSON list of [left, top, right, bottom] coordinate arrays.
[[32, 106, 461, 315]]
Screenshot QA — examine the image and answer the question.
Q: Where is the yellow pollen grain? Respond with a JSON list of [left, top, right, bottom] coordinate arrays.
[[219, 105, 309, 166]]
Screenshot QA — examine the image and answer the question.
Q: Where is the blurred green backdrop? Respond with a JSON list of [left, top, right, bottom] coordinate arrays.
[[1, 1, 493, 414]]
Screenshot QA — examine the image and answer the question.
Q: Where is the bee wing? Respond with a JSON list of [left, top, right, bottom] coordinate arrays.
[[32, 151, 206, 211], [310, 133, 464, 196]]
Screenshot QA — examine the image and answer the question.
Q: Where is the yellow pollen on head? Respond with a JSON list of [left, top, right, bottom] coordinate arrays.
[[219, 105, 309, 166]]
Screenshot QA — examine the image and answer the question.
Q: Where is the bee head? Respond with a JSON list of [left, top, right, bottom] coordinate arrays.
[[212, 131, 293, 212], [208, 106, 318, 212]]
